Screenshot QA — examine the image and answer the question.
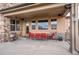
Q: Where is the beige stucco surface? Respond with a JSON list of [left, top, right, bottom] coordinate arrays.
[[29, 16, 69, 34]]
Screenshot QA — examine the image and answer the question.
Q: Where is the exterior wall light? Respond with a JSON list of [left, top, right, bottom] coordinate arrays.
[[26, 23, 29, 26], [64, 4, 71, 9]]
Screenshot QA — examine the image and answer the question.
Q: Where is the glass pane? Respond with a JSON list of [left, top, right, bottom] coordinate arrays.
[[38, 20, 48, 30], [10, 25, 15, 31], [16, 25, 20, 31], [51, 19, 57, 29], [16, 20, 19, 24], [10, 20, 15, 24], [32, 21, 36, 30]]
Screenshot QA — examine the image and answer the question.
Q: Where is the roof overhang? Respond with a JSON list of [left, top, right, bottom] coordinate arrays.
[[0, 3, 70, 18]]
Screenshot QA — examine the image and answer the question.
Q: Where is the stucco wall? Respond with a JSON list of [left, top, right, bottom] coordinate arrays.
[[28, 16, 69, 35], [9, 16, 70, 38], [0, 14, 70, 43]]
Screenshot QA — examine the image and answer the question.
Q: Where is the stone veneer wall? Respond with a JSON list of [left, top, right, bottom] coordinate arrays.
[[0, 3, 21, 43], [0, 14, 10, 43]]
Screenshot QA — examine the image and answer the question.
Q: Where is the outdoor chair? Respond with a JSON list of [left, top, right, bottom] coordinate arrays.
[[10, 32, 18, 41], [35, 33, 41, 40], [50, 32, 56, 40], [41, 33, 47, 40], [29, 32, 35, 40]]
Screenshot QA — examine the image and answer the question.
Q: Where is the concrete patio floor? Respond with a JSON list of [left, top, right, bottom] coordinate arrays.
[[0, 38, 72, 55]]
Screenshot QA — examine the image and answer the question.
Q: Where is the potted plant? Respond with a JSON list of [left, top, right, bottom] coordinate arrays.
[[56, 33, 63, 41]]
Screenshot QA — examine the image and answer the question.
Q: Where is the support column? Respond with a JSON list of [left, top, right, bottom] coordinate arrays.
[[22, 19, 26, 37], [0, 14, 5, 43], [70, 3, 79, 54], [0, 14, 10, 42], [4, 17, 10, 42], [74, 3, 79, 53]]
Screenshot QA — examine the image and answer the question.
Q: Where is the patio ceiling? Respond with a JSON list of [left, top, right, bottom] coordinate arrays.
[[2, 3, 69, 18]]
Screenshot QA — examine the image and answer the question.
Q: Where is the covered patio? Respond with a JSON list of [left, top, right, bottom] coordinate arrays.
[[2, 3, 69, 40], [0, 3, 79, 54]]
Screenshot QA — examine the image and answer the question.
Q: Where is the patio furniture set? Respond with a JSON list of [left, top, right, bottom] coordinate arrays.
[[29, 32, 63, 41]]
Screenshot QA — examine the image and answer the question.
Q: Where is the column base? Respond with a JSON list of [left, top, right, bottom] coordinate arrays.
[[71, 50, 79, 55]]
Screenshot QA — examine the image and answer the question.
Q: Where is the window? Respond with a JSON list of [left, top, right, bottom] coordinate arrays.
[[38, 20, 48, 30], [10, 19, 20, 31], [51, 19, 57, 29], [32, 21, 36, 30], [10, 24, 15, 31]]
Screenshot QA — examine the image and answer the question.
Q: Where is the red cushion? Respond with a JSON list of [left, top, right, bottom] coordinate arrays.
[[29, 32, 35, 40], [35, 33, 41, 40], [31, 33, 34, 39], [41, 33, 47, 40], [51, 33, 55, 40]]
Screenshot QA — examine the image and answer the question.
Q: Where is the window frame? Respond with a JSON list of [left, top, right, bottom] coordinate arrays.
[[31, 21, 36, 30], [51, 19, 57, 30], [10, 19, 20, 31], [38, 19, 48, 30]]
